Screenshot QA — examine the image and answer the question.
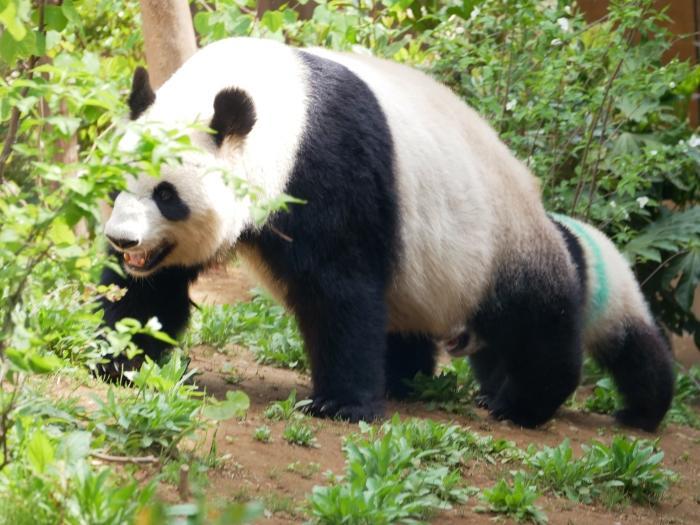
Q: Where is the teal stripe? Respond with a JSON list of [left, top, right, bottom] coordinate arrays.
[[550, 213, 609, 324]]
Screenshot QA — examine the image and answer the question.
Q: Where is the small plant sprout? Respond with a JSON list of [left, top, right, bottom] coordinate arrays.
[[253, 426, 272, 443], [282, 420, 317, 448]]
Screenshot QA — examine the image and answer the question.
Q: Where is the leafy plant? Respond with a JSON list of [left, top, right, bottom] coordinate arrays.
[[92, 375, 203, 456], [253, 425, 272, 443], [667, 365, 700, 428], [526, 436, 676, 506], [264, 390, 310, 421], [405, 357, 478, 414], [309, 416, 477, 524], [477, 473, 548, 525], [584, 377, 621, 415], [282, 420, 317, 448]]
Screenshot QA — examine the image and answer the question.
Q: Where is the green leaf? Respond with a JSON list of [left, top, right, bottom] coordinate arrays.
[[28, 353, 63, 373], [0, 1, 27, 40], [61, 0, 79, 25], [27, 430, 55, 474], [48, 218, 76, 246], [42, 5, 67, 31], [202, 391, 250, 421], [261, 10, 284, 32]]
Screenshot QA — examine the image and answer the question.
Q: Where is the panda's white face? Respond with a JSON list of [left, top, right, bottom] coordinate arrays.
[[105, 147, 243, 277]]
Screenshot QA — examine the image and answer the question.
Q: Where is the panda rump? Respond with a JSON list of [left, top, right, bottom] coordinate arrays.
[[100, 37, 674, 430]]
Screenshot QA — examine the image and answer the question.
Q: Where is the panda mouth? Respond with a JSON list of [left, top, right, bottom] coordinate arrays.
[[122, 242, 174, 273]]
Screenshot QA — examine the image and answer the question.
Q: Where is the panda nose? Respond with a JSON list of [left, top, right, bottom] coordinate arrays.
[[106, 235, 139, 250]]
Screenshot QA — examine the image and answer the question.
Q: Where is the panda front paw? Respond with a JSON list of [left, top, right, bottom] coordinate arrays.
[[304, 396, 384, 422], [474, 392, 494, 409], [94, 354, 145, 385]]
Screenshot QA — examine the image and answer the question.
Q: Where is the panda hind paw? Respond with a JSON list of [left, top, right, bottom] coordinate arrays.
[[614, 409, 660, 433], [304, 396, 384, 423]]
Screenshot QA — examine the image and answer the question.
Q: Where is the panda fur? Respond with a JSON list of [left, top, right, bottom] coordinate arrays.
[[100, 37, 674, 430]]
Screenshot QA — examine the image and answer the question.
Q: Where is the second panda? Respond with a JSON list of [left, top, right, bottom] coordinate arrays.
[[100, 37, 674, 431]]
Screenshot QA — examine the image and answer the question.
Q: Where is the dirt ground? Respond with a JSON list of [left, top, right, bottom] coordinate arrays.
[[180, 265, 700, 524]]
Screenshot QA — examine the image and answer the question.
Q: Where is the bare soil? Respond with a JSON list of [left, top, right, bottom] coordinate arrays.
[[169, 266, 700, 524]]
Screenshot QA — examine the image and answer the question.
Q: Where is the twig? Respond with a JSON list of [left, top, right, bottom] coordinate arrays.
[[90, 451, 159, 464], [0, 0, 47, 180], [570, 55, 625, 215], [639, 250, 687, 288], [178, 464, 190, 500]]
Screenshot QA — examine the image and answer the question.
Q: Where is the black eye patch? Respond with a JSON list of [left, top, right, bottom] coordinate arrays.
[[152, 181, 190, 221]]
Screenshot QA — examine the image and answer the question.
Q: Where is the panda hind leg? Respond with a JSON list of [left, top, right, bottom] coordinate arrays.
[[385, 333, 437, 399], [473, 268, 584, 428], [592, 320, 674, 432]]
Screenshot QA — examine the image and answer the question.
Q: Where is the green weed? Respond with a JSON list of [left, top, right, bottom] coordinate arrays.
[[526, 436, 676, 506], [253, 425, 272, 443], [264, 390, 310, 421], [283, 420, 317, 447], [477, 473, 548, 524]]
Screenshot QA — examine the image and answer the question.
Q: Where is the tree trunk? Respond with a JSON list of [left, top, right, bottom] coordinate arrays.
[[139, 0, 198, 89]]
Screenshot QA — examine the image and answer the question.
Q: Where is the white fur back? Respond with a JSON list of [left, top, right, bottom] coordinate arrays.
[[306, 48, 553, 335]]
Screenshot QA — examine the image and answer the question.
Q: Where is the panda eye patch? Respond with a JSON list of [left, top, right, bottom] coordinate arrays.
[[152, 182, 189, 221]]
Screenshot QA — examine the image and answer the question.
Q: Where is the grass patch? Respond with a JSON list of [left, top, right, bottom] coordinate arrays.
[[287, 461, 321, 479], [188, 289, 308, 371]]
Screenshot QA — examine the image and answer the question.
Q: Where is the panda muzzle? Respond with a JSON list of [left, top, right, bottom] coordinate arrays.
[[121, 242, 174, 272]]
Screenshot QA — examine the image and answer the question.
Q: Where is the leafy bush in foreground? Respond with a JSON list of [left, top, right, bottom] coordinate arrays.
[[526, 436, 676, 506]]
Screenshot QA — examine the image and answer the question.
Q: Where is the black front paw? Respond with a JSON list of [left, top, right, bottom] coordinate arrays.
[[93, 353, 145, 385], [474, 391, 495, 409], [304, 396, 384, 422]]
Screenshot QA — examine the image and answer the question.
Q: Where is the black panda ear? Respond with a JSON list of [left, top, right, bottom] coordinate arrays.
[[210, 88, 257, 147], [128, 67, 155, 120]]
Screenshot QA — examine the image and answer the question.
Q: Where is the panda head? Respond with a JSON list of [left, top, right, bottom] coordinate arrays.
[[104, 67, 257, 277]]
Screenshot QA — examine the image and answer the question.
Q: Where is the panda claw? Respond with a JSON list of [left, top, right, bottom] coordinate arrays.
[[305, 396, 384, 423]]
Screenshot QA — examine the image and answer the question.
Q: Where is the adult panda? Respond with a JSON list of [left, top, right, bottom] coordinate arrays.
[[100, 37, 674, 430]]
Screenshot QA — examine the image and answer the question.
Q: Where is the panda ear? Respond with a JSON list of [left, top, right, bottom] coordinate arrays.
[[128, 67, 155, 120], [210, 88, 257, 147]]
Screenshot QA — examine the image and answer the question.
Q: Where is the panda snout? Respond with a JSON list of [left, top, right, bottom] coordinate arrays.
[[106, 235, 139, 251]]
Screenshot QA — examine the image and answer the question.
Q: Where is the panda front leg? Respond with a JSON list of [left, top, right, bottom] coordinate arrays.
[[291, 276, 388, 422], [98, 255, 200, 380]]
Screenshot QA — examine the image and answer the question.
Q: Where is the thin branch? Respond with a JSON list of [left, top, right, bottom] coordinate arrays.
[[639, 250, 688, 289], [0, 0, 47, 180], [90, 452, 159, 464]]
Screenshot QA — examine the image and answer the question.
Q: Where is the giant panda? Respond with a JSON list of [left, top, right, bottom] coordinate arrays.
[[100, 37, 674, 431]]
